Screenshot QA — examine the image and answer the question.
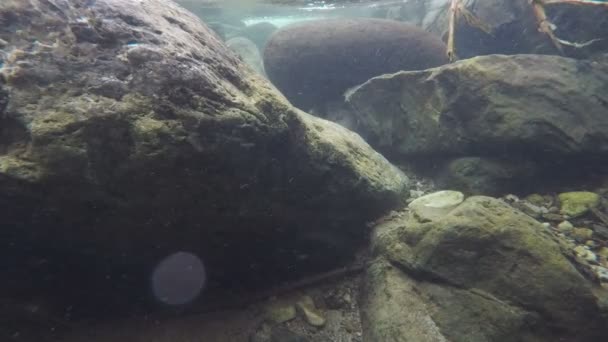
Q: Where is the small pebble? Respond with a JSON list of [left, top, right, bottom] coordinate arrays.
[[585, 240, 597, 248], [517, 202, 547, 218], [572, 228, 594, 242], [543, 213, 564, 221], [265, 301, 296, 324], [598, 247, 608, 259], [525, 193, 545, 206], [574, 245, 597, 263], [591, 266, 608, 282], [558, 191, 600, 217], [557, 221, 574, 233], [296, 296, 326, 327]]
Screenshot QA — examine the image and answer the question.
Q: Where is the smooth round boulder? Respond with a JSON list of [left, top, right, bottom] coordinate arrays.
[[263, 18, 448, 112]]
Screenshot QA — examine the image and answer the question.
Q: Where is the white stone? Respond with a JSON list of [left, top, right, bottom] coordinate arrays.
[[408, 190, 465, 221], [557, 220, 574, 233]]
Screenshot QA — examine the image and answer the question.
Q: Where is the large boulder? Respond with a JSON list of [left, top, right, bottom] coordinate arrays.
[[345, 54, 608, 194], [263, 18, 448, 113], [0, 0, 409, 319], [346, 54, 608, 158], [361, 196, 608, 341]]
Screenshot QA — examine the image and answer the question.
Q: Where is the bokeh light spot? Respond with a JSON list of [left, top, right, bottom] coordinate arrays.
[[151, 251, 206, 306]]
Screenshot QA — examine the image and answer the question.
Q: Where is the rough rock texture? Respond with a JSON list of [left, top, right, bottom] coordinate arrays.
[[263, 18, 448, 113], [361, 196, 608, 342], [346, 53, 608, 195], [0, 0, 409, 318], [346, 54, 608, 158]]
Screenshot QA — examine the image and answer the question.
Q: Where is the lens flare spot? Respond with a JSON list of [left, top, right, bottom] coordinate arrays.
[[151, 251, 206, 306]]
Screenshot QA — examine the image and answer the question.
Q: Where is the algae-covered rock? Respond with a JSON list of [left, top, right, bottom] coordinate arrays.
[[558, 191, 600, 217], [361, 196, 608, 341], [0, 0, 409, 317], [346, 54, 608, 159], [525, 194, 546, 207]]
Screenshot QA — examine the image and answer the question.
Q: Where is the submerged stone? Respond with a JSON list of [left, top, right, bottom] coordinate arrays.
[[265, 301, 297, 324], [557, 220, 575, 234], [558, 192, 600, 217], [362, 196, 608, 341], [408, 190, 464, 222], [0, 0, 409, 319], [264, 18, 447, 112], [346, 54, 608, 159], [296, 296, 325, 328]]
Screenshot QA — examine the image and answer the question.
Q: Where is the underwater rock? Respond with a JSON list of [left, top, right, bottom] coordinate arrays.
[[361, 196, 608, 341], [265, 301, 297, 324], [572, 228, 595, 243], [525, 193, 546, 207], [226, 36, 266, 76], [263, 18, 447, 113], [346, 53, 608, 157], [574, 245, 598, 263], [346, 54, 608, 175], [0, 0, 409, 316], [407, 190, 464, 222], [296, 296, 326, 327], [558, 220, 575, 234], [600, 247, 608, 259], [558, 191, 600, 217]]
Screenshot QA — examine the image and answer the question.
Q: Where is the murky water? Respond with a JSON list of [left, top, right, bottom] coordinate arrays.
[[1, 0, 608, 341]]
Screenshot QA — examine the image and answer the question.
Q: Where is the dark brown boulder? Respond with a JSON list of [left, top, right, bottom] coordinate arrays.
[[263, 18, 448, 113]]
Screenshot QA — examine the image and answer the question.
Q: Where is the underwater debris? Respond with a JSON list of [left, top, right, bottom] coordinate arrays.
[[446, 0, 607, 60]]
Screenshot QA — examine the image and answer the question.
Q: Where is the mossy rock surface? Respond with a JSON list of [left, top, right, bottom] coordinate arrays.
[[346, 54, 608, 159], [558, 191, 600, 217], [0, 0, 409, 317], [361, 196, 608, 342]]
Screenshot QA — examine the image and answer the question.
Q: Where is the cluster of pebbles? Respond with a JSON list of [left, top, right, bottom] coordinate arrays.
[[503, 190, 608, 286], [406, 182, 608, 286]]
